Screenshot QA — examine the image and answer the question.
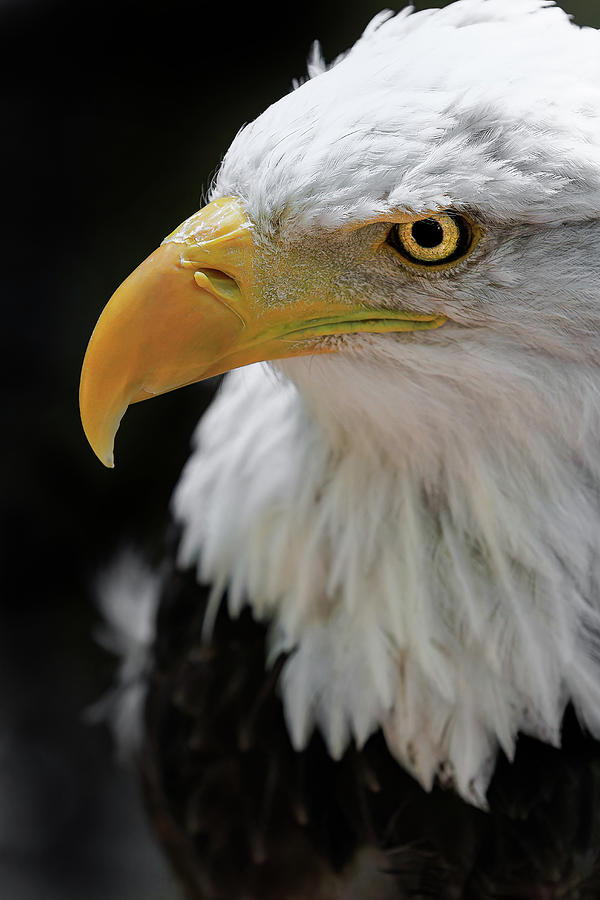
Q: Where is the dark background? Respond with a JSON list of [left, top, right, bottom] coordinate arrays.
[[2, 0, 600, 896]]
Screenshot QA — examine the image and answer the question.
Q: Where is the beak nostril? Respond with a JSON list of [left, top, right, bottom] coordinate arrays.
[[194, 268, 243, 305]]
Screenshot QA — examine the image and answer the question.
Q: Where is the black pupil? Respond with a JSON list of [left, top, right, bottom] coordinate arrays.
[[411, 219, 444, 249]]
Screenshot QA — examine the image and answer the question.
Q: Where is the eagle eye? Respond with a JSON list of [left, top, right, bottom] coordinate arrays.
[[386, 213, 474, 269]]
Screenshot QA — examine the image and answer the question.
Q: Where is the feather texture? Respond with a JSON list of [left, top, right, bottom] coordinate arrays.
[[214, 1, 600, 233], [140, 549, 600, 899]]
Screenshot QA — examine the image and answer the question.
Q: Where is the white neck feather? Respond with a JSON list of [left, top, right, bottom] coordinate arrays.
[[174, 334, 600, 805]]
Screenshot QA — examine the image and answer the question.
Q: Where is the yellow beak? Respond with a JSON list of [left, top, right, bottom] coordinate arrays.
[[80, 197, 446, 467]]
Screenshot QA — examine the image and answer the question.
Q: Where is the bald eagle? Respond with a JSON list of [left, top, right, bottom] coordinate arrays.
[[81, 1, 600, 896]]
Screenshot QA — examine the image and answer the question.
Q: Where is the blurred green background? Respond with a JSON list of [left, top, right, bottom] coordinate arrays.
[[2, 0, 599, 897]]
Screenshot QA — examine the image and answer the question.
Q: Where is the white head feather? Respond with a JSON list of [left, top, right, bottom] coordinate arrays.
[[174, 0, 600, 805]]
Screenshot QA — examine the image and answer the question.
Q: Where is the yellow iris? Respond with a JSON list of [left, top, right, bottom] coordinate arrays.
[[389, 212, 476, 269]]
